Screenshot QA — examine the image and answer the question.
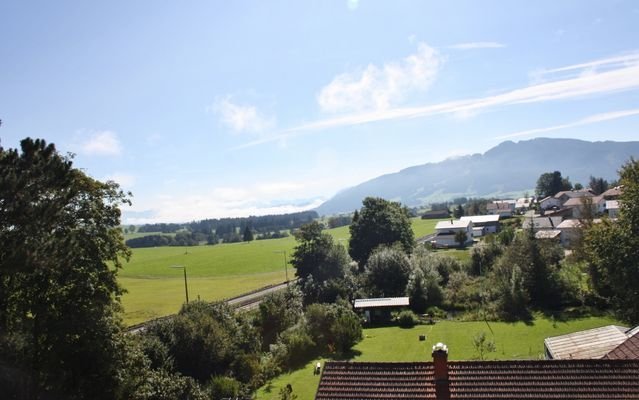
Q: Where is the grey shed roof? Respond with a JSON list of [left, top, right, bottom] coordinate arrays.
[[354, 297, 410, 309], [545, 325, 629, 359]]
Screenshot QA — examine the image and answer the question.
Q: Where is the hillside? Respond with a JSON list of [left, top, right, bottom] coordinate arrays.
[[316, 138, 639, 215]]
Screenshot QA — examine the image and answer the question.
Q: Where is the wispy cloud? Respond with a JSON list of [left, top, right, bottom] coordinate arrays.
[[235, 52, 639, 149], [103, 172, 136, 189], [494, 108, 639, 140], [449, 42, 506, 50], [210, 97, 275, 135], [124, 180, 324, 223], [317, 42, 443, 113], [77, 130, 122, 156]]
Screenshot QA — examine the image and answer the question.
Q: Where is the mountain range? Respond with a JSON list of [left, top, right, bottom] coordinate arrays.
[[315, 138, 639, 215]]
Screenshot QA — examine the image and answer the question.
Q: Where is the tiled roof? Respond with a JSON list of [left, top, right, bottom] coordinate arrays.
[[606, 331, 639, 360], [544, 325, 629, 359], [316, 359, 639, 399]]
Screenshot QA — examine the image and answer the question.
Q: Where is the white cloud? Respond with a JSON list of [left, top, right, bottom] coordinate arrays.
[[235, 52, 639, 149], [211, 97, 275, 135], [448, 42, 506, 50], [78, 130, 122, 156], [124, 180, 326, 224], [103, 172, 136, 189], [347, 0, 359, 10], [494, 108, 639, 140], [317, 42, 443, 113]]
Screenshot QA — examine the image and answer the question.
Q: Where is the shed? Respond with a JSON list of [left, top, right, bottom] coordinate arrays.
[[544, 325, 629, 359], [354, 297, 410, 323]]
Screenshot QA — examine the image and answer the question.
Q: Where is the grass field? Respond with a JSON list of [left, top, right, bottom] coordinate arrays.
[[123, 231, 175, 240], [255, 314, 620, 399], [119, 218, 448, 325]]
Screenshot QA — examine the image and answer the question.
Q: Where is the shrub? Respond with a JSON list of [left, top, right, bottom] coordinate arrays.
[[208, 376, 241, 399], [397, 310, 419, 328]]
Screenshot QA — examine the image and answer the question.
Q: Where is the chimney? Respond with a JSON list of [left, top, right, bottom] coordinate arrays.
[[432, 343, 450, 400]]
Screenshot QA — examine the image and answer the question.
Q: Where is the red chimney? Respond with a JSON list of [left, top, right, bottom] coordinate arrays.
[[432, 343, 450, 400]]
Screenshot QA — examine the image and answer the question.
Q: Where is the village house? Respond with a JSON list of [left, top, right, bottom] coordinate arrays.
[[606, 200, 620, 218], [522, 216, 563, 232], [540, 189, 595, 211], [486, 200, 515, 217], [459, 215, 500, 237], [432, 219, 473, 247]]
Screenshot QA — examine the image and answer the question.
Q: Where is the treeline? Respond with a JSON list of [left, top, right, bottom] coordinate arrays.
[[130, 211, 316, 248], [126, 231, 206, 248], [138, 211, 317, 235]]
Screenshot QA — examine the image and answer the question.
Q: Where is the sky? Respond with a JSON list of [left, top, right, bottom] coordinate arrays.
[[1, 0, 639, 223]]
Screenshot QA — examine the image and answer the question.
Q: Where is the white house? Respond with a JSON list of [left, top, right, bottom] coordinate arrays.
[[460, 215, 500, 237], [433, 219, 473, 247], [606, 200, 620, 218]]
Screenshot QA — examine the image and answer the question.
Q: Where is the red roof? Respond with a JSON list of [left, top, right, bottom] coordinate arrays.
[[606, 331, 639, 360], [315, 359, 639, 400]]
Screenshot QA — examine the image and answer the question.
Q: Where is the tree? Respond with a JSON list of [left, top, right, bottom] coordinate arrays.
[[453, 204, 464, 219], [589, 176, 609, 196], [454, 230, 468, 248], [0, 138, 132, 398], [535, 171, 572, 198], [585, 158, 639, 324], [349, 197, 415, 266], [365, 245, 412, 297], [290, 222, 353, 304], [472, 332, 496, 360], [243, 225, 254, 242]]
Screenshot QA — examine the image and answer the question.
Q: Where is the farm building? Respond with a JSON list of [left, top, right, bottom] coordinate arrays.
[[432, 220, 473, 247], [460, 215, 500, 237], [421, 209, 450, 219], [521, 216, 563, 232], [606, 200, 620, 218], [353, 297, 410, 324], [315, 343, 639, 399]]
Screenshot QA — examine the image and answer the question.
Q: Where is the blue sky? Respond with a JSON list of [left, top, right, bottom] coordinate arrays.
[[1, 1, 639, 223]]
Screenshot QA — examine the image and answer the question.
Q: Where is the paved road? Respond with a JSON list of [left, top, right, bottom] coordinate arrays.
[[126, 280, 291, 334]]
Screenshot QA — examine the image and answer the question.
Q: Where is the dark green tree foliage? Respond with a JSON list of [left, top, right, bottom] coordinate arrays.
[[454, 230, 468, 248], [305, 303, 362, 354], [257, 286, 303, 350], [365, 245, 412, 297], [453, 204, 464, 219], [589, 175, 610, 196], [144, 301, 259, 383], [470, 241, 503, 276], [243, 225, 254, 242], [586, 158, 639, 324], [0, 138, 132, 399], [349, 197, 415, 266], [406, 249, 444, 312], [290, 221, 353, 304], [535, 170, 572, 198]]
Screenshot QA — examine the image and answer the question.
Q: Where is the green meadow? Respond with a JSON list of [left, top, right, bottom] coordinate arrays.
[[255, 314, 621, 400], [119, 218, 448, 325]]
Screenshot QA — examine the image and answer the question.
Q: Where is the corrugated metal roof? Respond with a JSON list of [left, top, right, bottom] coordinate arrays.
[[353, 297, 410, 309], [435, 220, 471, 230], [460, 215, 500, 224], [545, 325, 629, 359]]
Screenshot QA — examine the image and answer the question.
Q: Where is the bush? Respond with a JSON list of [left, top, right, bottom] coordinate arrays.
[[397, 310, 419, 328], [208, 376, 241, 399]]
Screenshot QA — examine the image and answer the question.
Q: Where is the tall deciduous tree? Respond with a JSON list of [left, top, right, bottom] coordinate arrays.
[[0, 138, 132, 398], [290, 221, 353, 304], [585, 158, 639, 324], [349, 197, 415, 266], [535, 170, 572, 198]]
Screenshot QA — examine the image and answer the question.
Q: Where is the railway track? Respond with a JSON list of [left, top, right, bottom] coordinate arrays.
[[126, 280, 291, 334]]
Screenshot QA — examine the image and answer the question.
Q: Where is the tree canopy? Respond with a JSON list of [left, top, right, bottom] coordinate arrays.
[[535, 170, 572, 198], [585, 158, 639, 324], [348, 197, 415, 266], [0, 138, 132, 398]]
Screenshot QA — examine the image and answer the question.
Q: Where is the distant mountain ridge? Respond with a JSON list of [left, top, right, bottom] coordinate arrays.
[[315, 138, 639, 215]]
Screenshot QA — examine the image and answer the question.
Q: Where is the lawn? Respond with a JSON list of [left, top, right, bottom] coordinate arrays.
[[255, 314, 621, 400], [119, 218, 445, 325]]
